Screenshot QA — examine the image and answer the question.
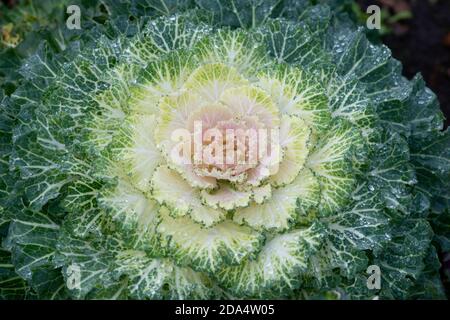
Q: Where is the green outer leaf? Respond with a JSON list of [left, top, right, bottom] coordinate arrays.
[[0, 248, 29, 299], [31, 266, 68, 300], [375, 219, 433, 299], [3, 209, 61, 280], [410, 129, 450, 213], [408, 245, 446, 300], [257, 8, 332, 72], [85, 277, 129, 300], [377, 75, 444, 138], [367, 130, 416, 214], [325, 185, 390, 253], [195, 0, 282, 28]]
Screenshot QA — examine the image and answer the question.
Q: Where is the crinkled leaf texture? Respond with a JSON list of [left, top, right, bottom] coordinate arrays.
[[0, 0, 449, 300]]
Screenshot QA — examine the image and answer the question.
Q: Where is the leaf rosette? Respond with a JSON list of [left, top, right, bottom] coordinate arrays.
[[0, 0, 449, 300]]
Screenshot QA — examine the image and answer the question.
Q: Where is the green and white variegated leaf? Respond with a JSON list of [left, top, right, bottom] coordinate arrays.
[[217, 222, 324, 298], [200, 183, 252, 210], [11, 112, 72, 211], [257, 64, 331, 134], [99, 176, 161, 255], [312, 239, 368, 279], [126, 13, 211, 63], [232, 185, 297, 231], [233, 168, 320, 231], [158, 207, 264, 273], [294, 168, 321, 218], [113, 250, 214, 299], [108, 114, 163, 192], [327, 75, 377, 133], [257, 6, 332, 71], [306, 119, 366, 215], [61, 177, 105, 239], [195, 29, 269, 76], [129, 50, 198, 115], [0, 96, 17, 208], [268, 115, 310, 187], [151, 166, 226, 227], [325, 185, 391, 254]]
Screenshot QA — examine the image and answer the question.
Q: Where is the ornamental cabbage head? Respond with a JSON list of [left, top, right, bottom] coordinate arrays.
[[0, 0, 449, 300]]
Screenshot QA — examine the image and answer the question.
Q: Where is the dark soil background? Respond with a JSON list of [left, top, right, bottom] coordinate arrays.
[[358, 0, 450, 128]]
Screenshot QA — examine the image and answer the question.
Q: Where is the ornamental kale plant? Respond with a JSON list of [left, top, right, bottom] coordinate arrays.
[[0, 0, 449, 300]]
